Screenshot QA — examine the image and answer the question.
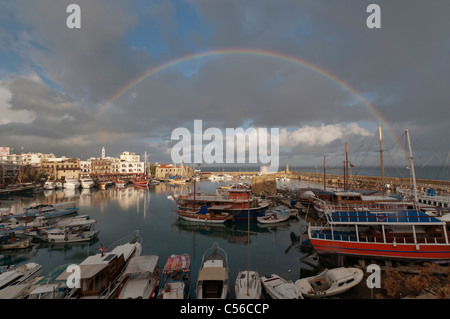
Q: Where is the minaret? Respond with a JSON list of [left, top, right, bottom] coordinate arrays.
[[102, 147, 105, 159]]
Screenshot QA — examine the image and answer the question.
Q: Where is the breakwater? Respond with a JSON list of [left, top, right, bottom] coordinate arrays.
[[201, 171, 450, 195]]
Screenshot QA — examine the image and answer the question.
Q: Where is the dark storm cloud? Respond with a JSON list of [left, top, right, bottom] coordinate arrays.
[[0, 0, 448, 165]]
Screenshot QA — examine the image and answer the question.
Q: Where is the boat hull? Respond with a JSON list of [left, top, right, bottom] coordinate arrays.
[[309, 237, 450, 261]]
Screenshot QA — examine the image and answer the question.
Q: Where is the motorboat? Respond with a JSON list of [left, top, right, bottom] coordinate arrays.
[[295, 267, 364, 298], [115, 255, 159, 299], [0, 231, 32, 251], [80, 175, 95, 189], [43, 181, 55, 190], [63, 178, 80, 190], [257, 205, 297, 224], [34, 227, 99, 244], [157, 254, 191, 299], [196, 242, 229, 299], [235, 270, 261, 299], [0, 263, 43, 290], [261, 274, 303, 299]]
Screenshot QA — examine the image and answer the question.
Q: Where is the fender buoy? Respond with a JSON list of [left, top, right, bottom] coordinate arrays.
[[377, 214, 385, 222]]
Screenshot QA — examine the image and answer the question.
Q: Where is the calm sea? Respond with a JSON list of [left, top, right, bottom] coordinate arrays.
[[1, 179, 376, 299]]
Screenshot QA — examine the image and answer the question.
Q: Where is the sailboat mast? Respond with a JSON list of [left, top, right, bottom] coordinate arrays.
[[323, 155, 326, 190], [378, 125, 385, 196], [406, 129, 418, 203], [345, 142, 348, 191]]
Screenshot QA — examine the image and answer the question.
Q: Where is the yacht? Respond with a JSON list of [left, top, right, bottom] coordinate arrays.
[[80, 175, 95, 189]]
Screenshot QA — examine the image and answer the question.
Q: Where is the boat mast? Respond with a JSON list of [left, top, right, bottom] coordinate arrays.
[[344, 142, 348, 191], [405, 129, 418, 203], [378, 125, 385, 196], [323, 155, 326, 190]]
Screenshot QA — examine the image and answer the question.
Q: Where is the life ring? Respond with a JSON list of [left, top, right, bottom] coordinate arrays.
[[377, 214, 385, 222]]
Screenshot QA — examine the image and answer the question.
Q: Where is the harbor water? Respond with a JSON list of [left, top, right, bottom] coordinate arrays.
[[0, 179, 379, 299]]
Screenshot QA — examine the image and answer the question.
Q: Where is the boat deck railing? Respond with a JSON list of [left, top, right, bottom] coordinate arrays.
[[309, 224, 449, 245]]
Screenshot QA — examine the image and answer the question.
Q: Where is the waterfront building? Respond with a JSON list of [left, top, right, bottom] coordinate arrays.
[[40, 157, 80, 181], [22, 152, 55, 166], [155, 164, 194, 180]]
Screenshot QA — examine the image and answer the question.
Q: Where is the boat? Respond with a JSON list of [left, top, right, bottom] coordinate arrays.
[[55, 181, 63, 189], [80, 175, 95, 189], [132, 176, 150, 188], [157, 254, 191, 299], [115, 179, 127, 188], [0, 262, 43, 290], [0, 231, 33, 250], [173, 205, 234, 224], [257, 205, 297, 224], [308, 130, 450, 262], [115, 255, 160, 299], [235, 205, 261, 299], [261, 274, 303, 299], [43, 180, 55, 190], [63, 178, 80, 190], [176, 189, 270, 220], [196, 242, 229, 299], [55, 231, 142, 298], [34, 227, 99, 244], [295, 267, 364, 298], [27, 264, 78, 299], [235, 270, 261, 299]]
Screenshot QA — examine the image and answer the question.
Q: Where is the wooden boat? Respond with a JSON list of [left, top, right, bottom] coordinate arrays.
[[257, 205, 296, 224], [295, 267, 363, 298], [261, 274, 303, 299], [157, 253, 191, 299], [235, 270, 261, 299], [55, 231, 142, 298], [27, 264, 78, 299], [173, 205, 234, 224], [132, 176, 149, 188], [115, 255, 159, 299], [176, 189, 270, 220], [0, 262, 43, 290], [196, 242, 229, 299], [0, 231, 32, 250]]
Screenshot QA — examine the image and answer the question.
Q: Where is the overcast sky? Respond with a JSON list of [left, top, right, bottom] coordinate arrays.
[[1, 0, 449, 171]]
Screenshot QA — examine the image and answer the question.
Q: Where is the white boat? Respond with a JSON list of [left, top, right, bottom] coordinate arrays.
[[0, 263, 43, 290], [261, 274, 303, 299], [43, 181, 55, 190], [295, 267, 364, 298], [64, 178, 80, 190], [115, 255, 160, 299], [55, 181, 63, 189], [257, 205, 296, 224], [35, 227, 99, 244], [196, 242, 229, 299], [80, 175, 95, 189], [235, 270, 261, 299]]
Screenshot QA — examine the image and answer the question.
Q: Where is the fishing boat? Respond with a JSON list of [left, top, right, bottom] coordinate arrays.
[[55, 231, 142, 299], [173, 205, 234, 224], [157, 254, 191, 299], [34, 227, 99, 244], [0, 231, 32, 250], [115, 255, 160, 299], [176, 189, 270, 220], [235, 270, 261, 299], [0, 262, 43, 290], [196, 242, 229, 299], [115, 179, 127, 188], [295, 267, 364, 298], [261, 274, 303, 299], [26, 264, 78, 299], [257, 205, 297, 224]]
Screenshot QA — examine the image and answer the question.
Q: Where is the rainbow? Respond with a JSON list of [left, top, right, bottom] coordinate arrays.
[[91, 48, 408, 163]]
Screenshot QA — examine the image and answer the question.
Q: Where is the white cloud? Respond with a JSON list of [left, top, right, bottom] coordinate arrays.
[[279, 123, 372, 148]]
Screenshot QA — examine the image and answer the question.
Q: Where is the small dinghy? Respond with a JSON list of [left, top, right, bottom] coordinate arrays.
[[261, 274, 303, 299]]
